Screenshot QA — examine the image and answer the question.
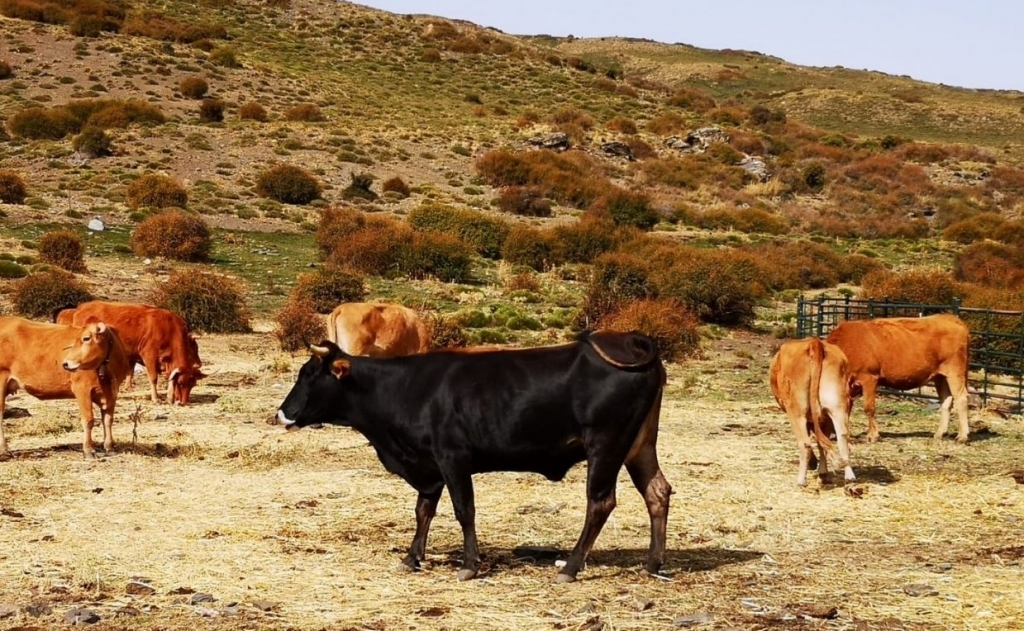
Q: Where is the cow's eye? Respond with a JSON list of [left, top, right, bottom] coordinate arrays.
[[82, 336, 91, 342]]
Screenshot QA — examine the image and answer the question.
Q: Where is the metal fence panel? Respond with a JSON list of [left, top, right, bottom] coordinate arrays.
[[796, 295, 1024, 411]]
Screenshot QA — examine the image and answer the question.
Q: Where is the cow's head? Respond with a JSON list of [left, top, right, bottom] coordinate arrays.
[[276, 341, 352, 431], [167, 365, 207, 406], [61, 320, 114, 372]]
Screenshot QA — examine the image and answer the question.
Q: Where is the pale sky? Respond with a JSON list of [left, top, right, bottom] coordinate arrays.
[[358, 1, 1024, 92]]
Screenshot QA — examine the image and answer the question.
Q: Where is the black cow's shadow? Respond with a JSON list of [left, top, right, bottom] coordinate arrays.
[[852, 465, 899, 485], [3, 440, 194, 461], [183, 393, 219, 405], [431, 545, 762, 579]]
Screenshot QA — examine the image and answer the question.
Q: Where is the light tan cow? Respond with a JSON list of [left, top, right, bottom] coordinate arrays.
[[770, 337, 855, 486], [327, 303, 430, 357], [826, 314, 970, 443], [0, 316, 130, 458]]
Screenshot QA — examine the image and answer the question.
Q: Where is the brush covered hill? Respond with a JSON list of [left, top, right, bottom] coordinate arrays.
[[3, 0, 1024, 333]]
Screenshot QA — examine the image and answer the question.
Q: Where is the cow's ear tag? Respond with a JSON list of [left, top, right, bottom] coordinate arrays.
[[331, 359, 350, 379]]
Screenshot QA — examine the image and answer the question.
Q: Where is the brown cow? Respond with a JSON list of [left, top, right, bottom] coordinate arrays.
[[0, 316, 130, 458], [770, 337, 856, 486], [826, 314, 971, 443], [56, 301, 206, 405], [327, 303, 430, 357]]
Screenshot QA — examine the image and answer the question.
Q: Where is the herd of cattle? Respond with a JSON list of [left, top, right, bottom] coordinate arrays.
[[0, 299, 974, 580]]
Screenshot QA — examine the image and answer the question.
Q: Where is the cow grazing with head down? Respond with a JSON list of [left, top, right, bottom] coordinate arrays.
[[0, 316, 130, 458], [326, 302, 429, 357], [276, 330, 672, 583], [56, 301, 206, 405], [826, 314, 971, 443], [770, 337, 855, 486]]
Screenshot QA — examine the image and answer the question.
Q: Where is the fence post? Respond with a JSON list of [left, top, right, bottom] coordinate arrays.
[[952, 297, 961, 317], [844, 294, 851, 323], [816, 294, 825, 338], [797, 295, 804, 339]]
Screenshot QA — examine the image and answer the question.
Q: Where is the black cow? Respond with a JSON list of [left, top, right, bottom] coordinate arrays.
[[276, 330, 672, 583]]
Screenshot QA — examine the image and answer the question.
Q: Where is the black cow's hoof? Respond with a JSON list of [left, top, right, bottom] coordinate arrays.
[[554, 572, 576, 584], [455, 568, 477, 581], [395, 562, 416, 574]]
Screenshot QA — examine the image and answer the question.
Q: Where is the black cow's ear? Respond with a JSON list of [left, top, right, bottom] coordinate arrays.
[[330, 358, 350, 379]]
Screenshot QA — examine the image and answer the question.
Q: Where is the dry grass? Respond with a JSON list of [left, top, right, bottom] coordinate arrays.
[[0, 332, 1021, 630]]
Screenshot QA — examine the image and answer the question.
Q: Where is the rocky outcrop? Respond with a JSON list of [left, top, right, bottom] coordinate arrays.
[[528, 132, 570, 151], [600, 141, 634, 161], [665, 126, 730, 153]]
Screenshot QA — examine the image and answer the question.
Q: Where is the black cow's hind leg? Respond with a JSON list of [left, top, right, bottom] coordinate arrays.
[[558, 459, 618, 583], [401, 485, 444, 572], [625, 442, 671, 576], [439, 462, 480, 581]]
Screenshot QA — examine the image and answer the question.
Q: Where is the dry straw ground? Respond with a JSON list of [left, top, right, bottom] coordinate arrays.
[[0, 329, 1021, 631]]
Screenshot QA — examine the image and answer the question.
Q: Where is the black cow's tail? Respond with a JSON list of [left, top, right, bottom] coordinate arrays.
[[580, 330, 660, 370]]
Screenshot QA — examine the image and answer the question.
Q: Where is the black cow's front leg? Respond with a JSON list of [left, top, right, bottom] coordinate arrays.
[[559, 459, 619, 583], [401, 486, 443, 571], [439, 463, 479, 581]]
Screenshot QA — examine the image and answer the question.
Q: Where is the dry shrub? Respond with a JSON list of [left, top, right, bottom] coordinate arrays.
[[708, 107, 744, 126], [503, 268, 541, 293], [859, 269, 966, 305], [37, 229, 86, 272], [626, 138, 658, 160], [179, 76, 209, 99], [408, 203, 510, 259], [284, 103, 325, 122], [125, 174, 188, 209], [273, 299, 327, 352], [400, 231, 473, 282], [290, 265, 366, 313], [941, 213, 1006, 244], [72, 126, 112, 157], [666, 87, 716, 112], [954, 241, 1024, 289], [315, 206, 368, 257], [496, 186, 552, 217], [420, 47, 442, 62], [208, 45, 240, 67], [327, 218, 410, 276], [500, 225, 556, 271], [580, 253, 655, 326], [599, 299, 700, 363], [121, 10, 226, 43], [255, 164, 322, 205], [7, 106, 80, 140], [549, 107, 594, 131], [199, 98, 225, 123], [0, 60, 13, 79], [654, 247, 764, 326], [838, 254, 888, 285], [645, 112, 687, 136], [151, 270, 251, 333], [746, 241, 841, 290], [606, 116, 638, 134], [552, 216, 618, 264], [590, 188, 658, 230], [239, 102, 268, 122], [130, 210, 212, 262], [987, 166, 1024, 201], [0, 0, 126, 33], [697, 207, 787, 235], [9, 100, 165, 140], [424, 313, 468, 349], [642, 155, 749, 191], [0, 169, 27, 204], [993, 220, 1024, 248], [11, 270, 93, 318], [476, 149, 607, 209], [381, 176, 411, 198]]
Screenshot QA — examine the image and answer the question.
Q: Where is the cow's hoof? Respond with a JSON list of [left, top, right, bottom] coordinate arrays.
[[554, 572, 576, 584], [395, 561, 417, 574], [0, 450, 11, 462], [455, 568, 477, 582], [83, 451, 97, 460], [955, 435, 969, 445], [866, 435, 880, 444]]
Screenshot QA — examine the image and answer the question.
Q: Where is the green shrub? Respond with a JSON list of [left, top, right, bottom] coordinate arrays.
[[408, 203, 510, 259], [37, 229, 86, 272], [381, 176, 411, 198], [500, 225, 555, 271], [398, 231, 473, 282], [11, 270, 93, 318], [239, 102, 268, 122], [0, 260, 28, 279], [179, 76, 209, 99], [71, 126, 112, 157], [130, 210, 212, 262], [208, 46, 240, 67], [255, 164, 322, 205], [594, 188, 658, 230], [600, 299, 701, 362], [273, 298, 327, 352], [0, 170, 27, 204], [802, 162, 826, 191], [579, 253, 655, 326], [151, 269, 251, 333], [496, 186, 552, 217], [126, 174, 188, 209], [284, 103, 324, 122], [290, 265, 366, 313], [199, 98, 225, 123], [552, 217, 619, 263], [425, 313, 468, 348], [654, 247, 764, 326]]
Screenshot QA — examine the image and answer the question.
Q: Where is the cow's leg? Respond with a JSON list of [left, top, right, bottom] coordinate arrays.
[[98, 383, 117, 453], [829, 410, 856, 482], [791, 413, 815, 487], [859, 376, 880, 442], [0, 375, 10, 458], [401, 485, 444, 571], [934, 376, 953, 441], [438, 463, 479, 581], [558, 460, 618, 583], [942, 373, 971, 444], [625, 443, 671, 576], [73, 388, 97, 459], [142, 357, 161, 403]]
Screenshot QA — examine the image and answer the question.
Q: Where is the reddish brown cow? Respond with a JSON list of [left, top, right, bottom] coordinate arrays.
[[770, 337, 856, 486], [327, 303, 430, 357], [0, 316, 130, 458], [826, 314, 971, 443], [56, 301, 206, 405]]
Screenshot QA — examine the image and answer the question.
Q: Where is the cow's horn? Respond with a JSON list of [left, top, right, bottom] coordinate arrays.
[[169, 368, 180, 382], [309, 344, 331, 357]]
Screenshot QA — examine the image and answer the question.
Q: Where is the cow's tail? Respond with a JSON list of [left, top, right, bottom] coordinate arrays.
[[807, 337, 835, 456], [581, 330, 659, 369], [325, 310, 337, 344]]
